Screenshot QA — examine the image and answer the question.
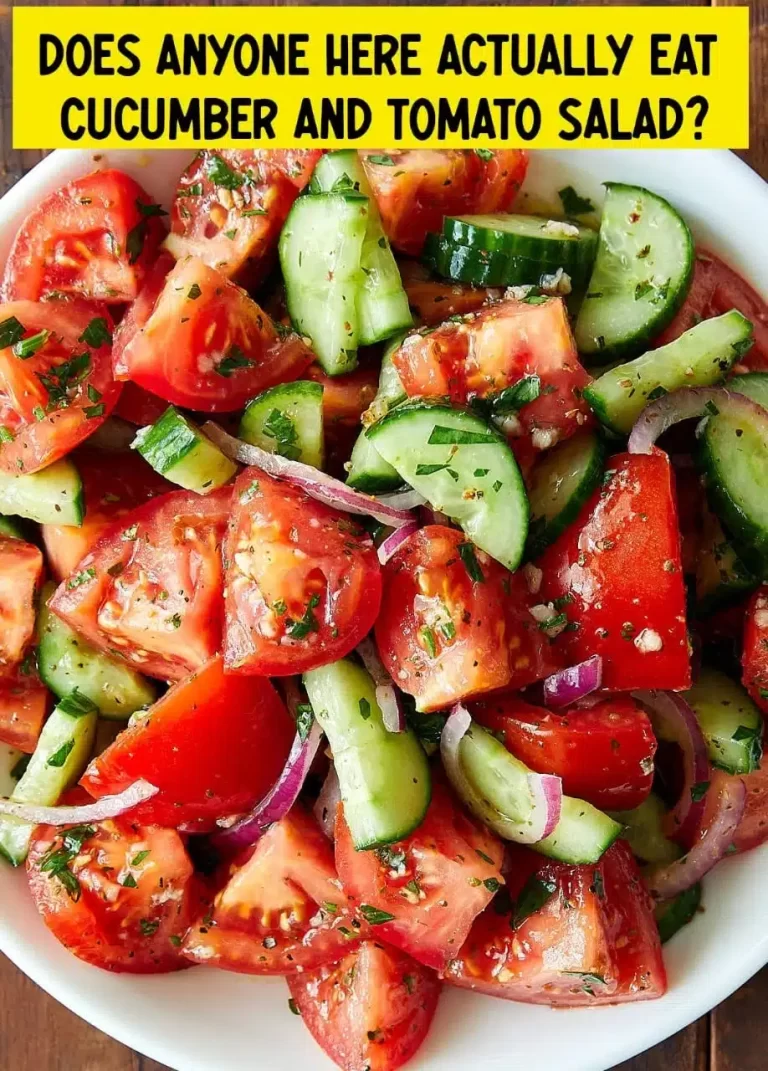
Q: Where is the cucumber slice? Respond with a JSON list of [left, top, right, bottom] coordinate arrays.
[[730, 371, 768, 410], [575, 183, 694, 363], [697, 388, 768, 576], [423, 233, 592, 290], [239, 381, 324, 469], [455, 721, 621, 865], [655, 883, 702, 944], [525, 432, 604, 559], [0, 691, 97, 865], [38, 588, 156, 720], [442, 213, 598, 268], [0, 515, 23, 539], [683, 667, 763, 774], [584, 311, 752, 435], [608, 794, 681, 865], [311, 151, 413, 345], [303, 659, 430, 849], [695, 507, 757, 614], [347, 334, 407, 493], [0, 744, 27, 797], [132, 406, 237, 494], [0, 459, 82, 526], [368, 402, 528, 571], [279, 192, 369, 375]]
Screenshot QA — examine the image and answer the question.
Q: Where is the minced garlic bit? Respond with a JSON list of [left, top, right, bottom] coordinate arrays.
[[505, 284, 534, 301], [531, 427, 561, 451], [522, 563, 543, 595], [633, 628, 663, 653], [541, 219, 580, 239], [539, 267, 573, 296]]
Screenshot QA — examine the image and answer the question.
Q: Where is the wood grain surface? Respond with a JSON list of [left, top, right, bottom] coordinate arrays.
[[0, 1, 765, 1069]]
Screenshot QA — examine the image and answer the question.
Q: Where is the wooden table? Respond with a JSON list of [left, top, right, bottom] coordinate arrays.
[[0, 1, 766, 1068]]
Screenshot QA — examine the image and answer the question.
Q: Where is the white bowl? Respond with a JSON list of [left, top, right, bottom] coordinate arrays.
[[1, 148, 767, 1071]]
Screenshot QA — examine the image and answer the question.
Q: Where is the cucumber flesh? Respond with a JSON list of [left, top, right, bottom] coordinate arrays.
[[303, 659, 430, 849], [655, 883, 702, 944], [525, 432, 604, 559], [0, 692, 97, 865], [0, 459, 82, 526], [730, 371, 768, 410], [455, 721, 621, 865], [0, 515, 24, 539], [695, 507, 757, 614], [683, 667, 763, 774], [584, 310, 753, 435], [575, 183, 694, 363], [368, 402, 528, 571], [442, 213, 598, 269], [38, 588, 156, 720], [310, 151, 413, 345], [279, 193, 369, 375], [239, 380, 324, 469], [133, 406, 237, 494], [346, 335, 407, 493], [423, 233, 592, 290], [608, 794, 681, 865], [0, 743, 26, 798]]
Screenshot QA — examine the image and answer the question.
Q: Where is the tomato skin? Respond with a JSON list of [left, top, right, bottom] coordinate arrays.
[[113, 256, 314, 412], [288, 941, 441, 1071], [391, 297, 592, 472], [445, 841, 665, 1006], [0, 537, 43, 677], [0, 665, 52, 753], [183, 806, 366, 974], [743, 588, 768, 713], [27, 815, 202, 973], [224, 469, 382, 676], [306, 361, 379, 475], [0, 300, 121, 475], [42, 447, 171, 581], [537, 450, 690, 692], [49, 486, 230, 682], [167, 150, 322, 288], [361, 149, 527, 256], [375, 525, 558, 712], [656, 249, 768, 370], [113, 381, 171, 427], [472, 695, 657, 811], [399, 260, 500, 327], [336, 780, 503, 971], [80, 655, 294, 831], [2, 170, 164, 305]]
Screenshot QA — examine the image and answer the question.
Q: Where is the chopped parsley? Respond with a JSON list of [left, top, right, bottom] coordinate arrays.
[[58, 688, 98, 718], [288, 998, 301, 1016], [126, 200, 167, 264], [512, 874, 557, 929], [122, 873, 138, 888], [67, 567, 96, 589], [131, 850, 151, 867], [39, 824, 96, 901], [295, 702, 314, 742], [491, 374, 541, 414], [419, 626, 437, 658], [285, 593, 321, 640], [263, 408, 301, 460], [428, 425, 497, 446], [376, 846, 406, 870], [139, 918, 160, 937], [206, 154, 245, 190], [84, 403, 105, 419], [79, 317, 112, 348], [0, 316, 25, 349], [647, 385, 669, 401], [359, 697, 371, 720], [177, 183, 203, 197], [415, 461, 453, 476], [37, 352, 91, 408], [167, 613, 182, 629], [215, 344, 253, 378], [366, 154, 395, 166], [241, 208, 268, 217], [13, 329, 50, 359], [47, 739, 75, 768], [187, 283, 202, 301], [690, 780, 710, 802], [474, 148, 495, 161], [458, 542, 484, 583], [359, 903, 396, 925], [558, 185, 595, 216]]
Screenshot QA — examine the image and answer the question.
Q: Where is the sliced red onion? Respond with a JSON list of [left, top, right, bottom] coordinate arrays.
[[203, 422, 416, 529], [441, 704, 562, 843], [376, 488, 426, 511], [377, 522, 419, 565], [419, 505, 453, 527], [543, 655, 603, 709], [213, 719, 323, 851], [634, 690, 710, 847], [357, 637, 405, 732], [314, 765, 341, 840], [0, 780, 158, 825], [645, 771, 746, 900], [628, 388, 768, 455]]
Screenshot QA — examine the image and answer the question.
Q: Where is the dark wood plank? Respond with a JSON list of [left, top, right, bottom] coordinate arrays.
[[711, 965, 768, 1071], [613, 1017, 709, 1071]]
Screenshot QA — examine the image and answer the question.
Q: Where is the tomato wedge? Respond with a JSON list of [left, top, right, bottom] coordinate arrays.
[[335, 780, 503, 971], [0, 537, 43, 677], [0, 664, 52, 753], [375, 525, 558, 712], [183, 806, 366, 974], [472, 695, 657, 812], [306, 362, 379, 475], [113, 381, 171, 427], [288, 941, 441, 1071], [42, 447, 170, 581], [361, 149, 527, 256], [80, 656, 294, 831], [49, 486, 230, 682], [655, 249, 768, 370], [224, 469, 382, 676], [743, 587, 768, 713], [113, 256, 314, 412], [537, 450, 690, 692], [27, 812, 203, 972], [0, 301, 120, 474], [399, 260, 499, 327], [2, 170, 164, 304], [166, 149, 323, 288], [391, 297, 592, 472], [445, 841, 665, 1006]]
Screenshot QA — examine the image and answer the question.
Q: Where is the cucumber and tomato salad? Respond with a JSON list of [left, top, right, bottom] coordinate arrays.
[[1, 146, 768, 1071]]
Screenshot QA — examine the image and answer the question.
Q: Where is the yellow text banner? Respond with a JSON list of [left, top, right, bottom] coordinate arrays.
[[12, 6, 750, 150]]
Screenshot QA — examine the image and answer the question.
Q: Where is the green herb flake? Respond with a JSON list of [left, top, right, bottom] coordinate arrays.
[[428, 425, 496, 446], [215, 344, 253, 378], [0, 427, 14, 443], [440, 619, 456, 641], [0, 316, 25, 349], [79, 318, 112, 348], [177, 183, 203, 197], [403, 973, 416, 994], [187, 283, 202, 301], [322, 901, 338, 914], [512, 874, 558, 929], [47, 738, 75, 768], [288, 998, 301, 1016], [647, 385, 669, 402], [13, 329, 51, 361], [206, 154, 245, 190], [57, 688, 98, 718], [37, 351, 91, 408], [491, 374, 541, 414], [367, 154, 395, 166], [169, 934, 183, 947], [122, 873, 138, 888], [458, 542, 484, 583], [690, 780, 710, 803], [241, 208, 268, 217], [419, 626, 437, 658], [474, 148, 495, 161], [131, 850, 151, 867], [139, 918, 160, 937], [558, 185, 594, 216], [67, 567, 96, 590], [167, 613, 182, 630], [286, 593, 321, 641], [84, 403, 105, 419], [484, 877, 501, 893], [474, 468, 489, 477], [87, 384, 102, 403], [359, 697, 371, 720], [295, 702, 314, 742], [359, 903, 396, 925], [32, 405, 46, 422], [263, 408, 300, 461]]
